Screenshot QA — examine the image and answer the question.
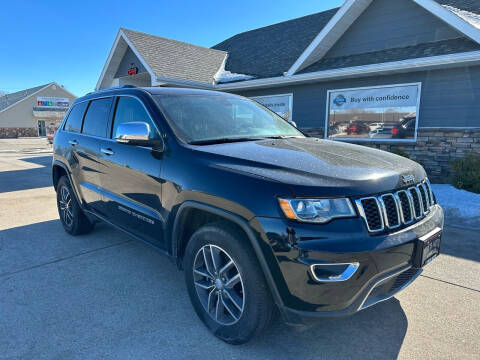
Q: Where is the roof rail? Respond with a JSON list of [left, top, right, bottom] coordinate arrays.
[[87, 85, 137, 95]]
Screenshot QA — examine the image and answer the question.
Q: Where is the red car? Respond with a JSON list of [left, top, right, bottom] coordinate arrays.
[[47, 131, 55, 143], [346, 122, 369, 135]]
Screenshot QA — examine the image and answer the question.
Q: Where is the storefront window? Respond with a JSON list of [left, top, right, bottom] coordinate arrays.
[[326, 83, 421, 141]]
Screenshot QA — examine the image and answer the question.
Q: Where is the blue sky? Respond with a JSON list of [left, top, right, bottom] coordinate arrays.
[[0, 0, 344, 96]]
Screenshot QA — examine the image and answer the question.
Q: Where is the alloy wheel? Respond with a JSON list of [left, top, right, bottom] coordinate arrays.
[[193, 244, 245, 325], [59, 186, 74, 227]]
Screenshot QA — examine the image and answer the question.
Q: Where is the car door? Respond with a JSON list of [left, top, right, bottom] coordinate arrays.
[[76, 97, 114, 215], [62, 100, 105, 213], [96, 95, 165, 248]]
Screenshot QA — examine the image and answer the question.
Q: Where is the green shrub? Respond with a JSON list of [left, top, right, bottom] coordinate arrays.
[[390, 148, 410, 159], [450, 152, 480, 193]]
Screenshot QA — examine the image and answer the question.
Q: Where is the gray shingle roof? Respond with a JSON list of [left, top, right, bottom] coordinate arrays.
[[122, 28, 227, 84], [211, 8, 339, 78], [0, 83, 51, 112], [299, 37, 480, 74], [434, 0, 480, 14]]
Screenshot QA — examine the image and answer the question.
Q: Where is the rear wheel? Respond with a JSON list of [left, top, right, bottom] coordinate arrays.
[[184, 222, 275, 344], [56, 176, 94, 235]]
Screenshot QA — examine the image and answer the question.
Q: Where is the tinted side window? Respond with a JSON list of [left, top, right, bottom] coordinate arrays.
[[82, 98, 112, 137], [64, 102, 87, 133], [112, 97, 159, 139]]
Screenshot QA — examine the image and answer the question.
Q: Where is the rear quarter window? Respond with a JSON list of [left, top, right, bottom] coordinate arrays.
[[82, 98, 113, 137], [64, 102, 88, 133]]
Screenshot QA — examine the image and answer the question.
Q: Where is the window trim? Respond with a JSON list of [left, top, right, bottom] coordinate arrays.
[[110, 94, 164, 143], [62, 100, 89, 134], [324, 82, 422, 143]]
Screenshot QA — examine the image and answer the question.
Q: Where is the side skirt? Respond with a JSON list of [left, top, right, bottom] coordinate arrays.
[[83, 209, 175, 264]]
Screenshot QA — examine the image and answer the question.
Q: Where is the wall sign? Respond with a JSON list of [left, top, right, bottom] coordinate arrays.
[[36, 97, 70, 108], [326, 83, 421, 141], [127, 63, 138, 76], [251, 93, 293, 121]]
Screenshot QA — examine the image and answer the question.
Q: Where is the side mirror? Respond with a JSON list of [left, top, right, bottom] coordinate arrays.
[[288, 120, 297, 128], [115, 122, 163, 150]]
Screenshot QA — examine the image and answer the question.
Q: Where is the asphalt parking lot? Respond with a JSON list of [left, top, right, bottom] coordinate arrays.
[[0, 153, 479, 360]]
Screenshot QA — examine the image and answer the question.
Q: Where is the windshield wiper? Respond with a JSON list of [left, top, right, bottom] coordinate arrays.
[[188, 137, 264, 145], [260, 135, 304, 139]]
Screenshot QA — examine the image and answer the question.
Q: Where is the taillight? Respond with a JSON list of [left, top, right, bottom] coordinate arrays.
[[391, 128, 399, 135]]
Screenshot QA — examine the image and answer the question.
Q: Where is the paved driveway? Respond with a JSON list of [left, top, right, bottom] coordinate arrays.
[[0, 153, 479, 359]]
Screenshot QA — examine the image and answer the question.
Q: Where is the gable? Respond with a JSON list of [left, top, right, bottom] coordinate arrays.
[[114, 47, 147, 78], [325, 0, 465, 59]]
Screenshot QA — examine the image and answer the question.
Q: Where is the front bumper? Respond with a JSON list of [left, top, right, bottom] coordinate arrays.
[[249, 204, 444, 325]]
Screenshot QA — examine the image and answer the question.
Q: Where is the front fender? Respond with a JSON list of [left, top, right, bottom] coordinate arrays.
[[171, 201, 287, 311]]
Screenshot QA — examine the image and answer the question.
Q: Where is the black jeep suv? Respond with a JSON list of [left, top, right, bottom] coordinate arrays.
[[53, 86, 443, 344]]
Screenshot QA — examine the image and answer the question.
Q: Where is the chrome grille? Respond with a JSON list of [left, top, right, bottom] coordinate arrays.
[[356, 179, 435, 233], [409, 187, 422, 219], [380, 194, 400, 228]]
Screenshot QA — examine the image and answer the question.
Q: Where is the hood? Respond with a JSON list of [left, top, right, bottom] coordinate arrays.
[[191, 137, 426, 197]]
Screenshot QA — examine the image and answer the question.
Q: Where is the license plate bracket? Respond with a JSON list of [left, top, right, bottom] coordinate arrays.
[[413, 227, 442, 268]]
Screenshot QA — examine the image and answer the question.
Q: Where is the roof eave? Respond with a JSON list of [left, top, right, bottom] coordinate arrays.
[[216, 50, 480, 90], [0, 82, 53, 115]]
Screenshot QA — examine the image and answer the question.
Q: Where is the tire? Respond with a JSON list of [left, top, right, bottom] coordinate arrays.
[[56, 175, 94, 235], [184, 221, 275, 344]]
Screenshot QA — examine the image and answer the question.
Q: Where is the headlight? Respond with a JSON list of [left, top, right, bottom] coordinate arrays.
[[278, 198, 356, 223]]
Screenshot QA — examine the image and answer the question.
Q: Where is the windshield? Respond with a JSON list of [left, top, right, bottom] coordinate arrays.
[[154, 94, 304, 144]]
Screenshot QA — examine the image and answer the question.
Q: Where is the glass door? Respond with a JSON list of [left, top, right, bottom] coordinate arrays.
[[37, 120, 46, 136]]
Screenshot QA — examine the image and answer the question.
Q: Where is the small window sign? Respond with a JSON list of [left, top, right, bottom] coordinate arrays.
[[251, 94, 293, 121]]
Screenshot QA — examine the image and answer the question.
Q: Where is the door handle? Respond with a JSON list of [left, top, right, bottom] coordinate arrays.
[[68, 140, 78, 146], [101, 147, 114, 156]]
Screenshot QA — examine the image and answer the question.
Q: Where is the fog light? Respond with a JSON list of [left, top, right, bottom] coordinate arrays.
[[310, 262, 359, 282]]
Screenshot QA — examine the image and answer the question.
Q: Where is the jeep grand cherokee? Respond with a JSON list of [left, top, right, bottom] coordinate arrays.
[[52, 86, 443, 344]]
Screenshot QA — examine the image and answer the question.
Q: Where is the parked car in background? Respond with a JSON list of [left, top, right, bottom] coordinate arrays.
[[346, 121, 370, 135], [368, 122, 385, 132], [52, 86, 443, 344], [392, 115, 416, 139], [369, 127, 393, 139], [328, 125, 340, 135], [47, 131, 55, 143]]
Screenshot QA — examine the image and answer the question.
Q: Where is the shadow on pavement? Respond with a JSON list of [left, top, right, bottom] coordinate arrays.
[[0, 218, 408, 359], [440, 225, 480, 262], [0, 156, 52, 193], [18, 155, 53, 167]]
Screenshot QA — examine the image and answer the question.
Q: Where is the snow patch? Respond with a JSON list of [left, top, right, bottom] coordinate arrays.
[[442, 5, 480, 29], [431, 184, 480, 219], [214, 54, 254, 83]]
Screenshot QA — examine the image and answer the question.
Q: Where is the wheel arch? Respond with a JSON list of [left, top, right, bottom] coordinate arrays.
[[52, 160, 84, 213], [171, 201, 284, 309], [52, 160, 70, 190]]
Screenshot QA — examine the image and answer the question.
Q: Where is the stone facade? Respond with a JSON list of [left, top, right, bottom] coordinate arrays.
[[0, 127, 37, 138], [303, 128, 480, 182]]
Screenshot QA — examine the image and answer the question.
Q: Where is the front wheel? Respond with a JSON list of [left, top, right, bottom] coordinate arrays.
[[184, 222, 275, 344]]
